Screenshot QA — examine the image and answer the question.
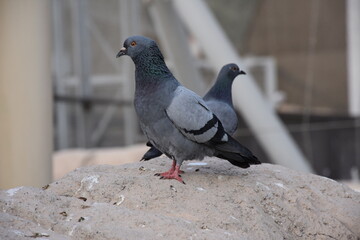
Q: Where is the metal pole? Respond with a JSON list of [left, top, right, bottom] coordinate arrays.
[[88, 19, 123, 146], [173, 0, 313, 172], [119, 0, 140, 145], [52, 0, 69, 150], [347, 0, 360, 180], [0, 0, 52, 188], [71, 0, 93, 148], [346, 0, 360, 117], [148, 0, 206, 95]]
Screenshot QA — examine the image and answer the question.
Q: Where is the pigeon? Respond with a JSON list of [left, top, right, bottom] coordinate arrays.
[[203, 63, 244, 135], [141, 63, 244, 161], [116, 35, 260, 183]]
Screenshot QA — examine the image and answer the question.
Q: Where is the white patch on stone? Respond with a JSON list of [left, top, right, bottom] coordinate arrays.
[[256, 182, 270, 191], [69, 225, 77, 236], [187, 162, 207, 166], [77, 175, 100, 192], [6, 187, 23, 197], [115, 195, 125, 205], [183, 219, 192, 224], [196, 187, 205, 191], [274, 182, 288, 190], [12, 230, 23, 236]]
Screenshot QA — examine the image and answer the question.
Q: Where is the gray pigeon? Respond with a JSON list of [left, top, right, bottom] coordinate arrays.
[[116, 36, 260, 183], [203, 63, 244, 135], [141, 63, 244, 161]]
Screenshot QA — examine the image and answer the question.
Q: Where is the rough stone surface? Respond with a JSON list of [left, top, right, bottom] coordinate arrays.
[[1, 157, 360, 239]]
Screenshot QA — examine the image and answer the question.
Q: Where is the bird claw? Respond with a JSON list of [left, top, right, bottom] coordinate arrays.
[[155, 162, 184, 183], [155, 169, 174, 178], [158, 174, 185, 184]]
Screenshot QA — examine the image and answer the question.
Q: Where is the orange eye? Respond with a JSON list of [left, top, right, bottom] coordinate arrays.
[[231, 67, 239, 71], [131, 41, 137, 46]]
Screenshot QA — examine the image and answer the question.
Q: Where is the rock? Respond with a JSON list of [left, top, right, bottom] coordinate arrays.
[[1, 157, 360, 239]]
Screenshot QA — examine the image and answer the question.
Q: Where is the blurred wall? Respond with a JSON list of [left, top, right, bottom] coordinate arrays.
[[209, 0, 347, 114], [245, 0, 347, 114], [0, 0, 52, 188]]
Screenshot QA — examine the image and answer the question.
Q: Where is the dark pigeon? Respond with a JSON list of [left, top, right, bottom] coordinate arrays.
[[117, 36, 260, 183], [141, 63, 244, 161]]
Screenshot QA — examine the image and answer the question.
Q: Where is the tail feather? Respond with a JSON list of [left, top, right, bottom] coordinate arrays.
[[213, 135, 261, 168], [141, 146, 163, 161]]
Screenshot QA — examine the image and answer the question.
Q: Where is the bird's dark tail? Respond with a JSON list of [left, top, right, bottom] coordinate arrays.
[[141, 146, 163, 161], [213, 135, 260, 168]]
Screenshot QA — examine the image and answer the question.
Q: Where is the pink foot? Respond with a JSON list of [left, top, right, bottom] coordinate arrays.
[[160, 171, 185, 184], [155, 161, 185, 184], [159, 169, 184, 177], [158, 169, 175, 178]]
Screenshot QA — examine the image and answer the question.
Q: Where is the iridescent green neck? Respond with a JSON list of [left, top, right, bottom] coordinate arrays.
[[134, 46, 172, 78]]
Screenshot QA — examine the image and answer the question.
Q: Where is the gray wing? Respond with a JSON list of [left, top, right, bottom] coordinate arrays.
[[166, 86, 260, 168], [205, 100, 238, 135], [165, 86, 228, 144]]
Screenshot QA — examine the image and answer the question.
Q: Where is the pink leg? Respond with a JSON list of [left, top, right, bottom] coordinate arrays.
[[155, 160, 185, 184]]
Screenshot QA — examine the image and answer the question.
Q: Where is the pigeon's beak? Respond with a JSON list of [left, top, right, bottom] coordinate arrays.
[[239, 70, 246, 75], [116, 47, 127, 58]]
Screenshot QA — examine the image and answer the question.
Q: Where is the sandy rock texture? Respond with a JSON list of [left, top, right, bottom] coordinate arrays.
[[1, 157, 360, 240]]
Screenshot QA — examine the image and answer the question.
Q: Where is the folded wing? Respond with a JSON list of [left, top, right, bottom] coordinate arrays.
[[166, 86, 260, 168]]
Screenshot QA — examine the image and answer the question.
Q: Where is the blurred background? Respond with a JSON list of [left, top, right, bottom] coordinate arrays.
[[1, 0, 359, 189]]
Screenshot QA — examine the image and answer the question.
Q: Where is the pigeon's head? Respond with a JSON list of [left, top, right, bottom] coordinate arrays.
[[116, 35, 157, 59], [223, 63, 246, 80]]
